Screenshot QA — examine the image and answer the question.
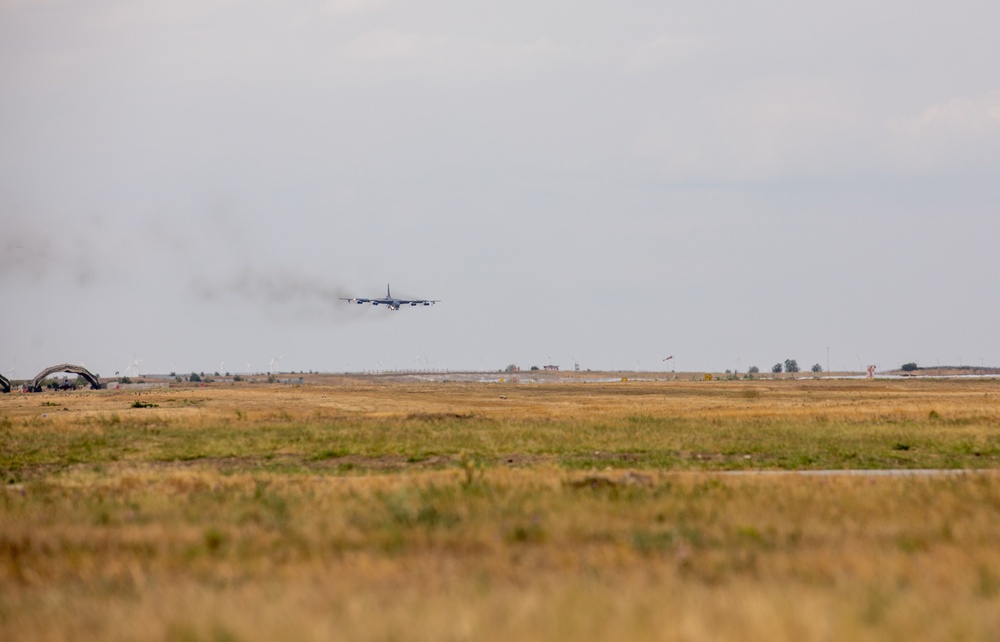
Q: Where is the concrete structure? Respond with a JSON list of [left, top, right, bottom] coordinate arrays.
[[29, 364, 103, 392]]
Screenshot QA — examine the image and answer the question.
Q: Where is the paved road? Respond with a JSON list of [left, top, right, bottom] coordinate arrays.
[[711, 468, 993, 477]]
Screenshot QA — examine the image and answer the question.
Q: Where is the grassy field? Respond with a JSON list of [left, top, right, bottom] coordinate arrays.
[[3, 377, 1000, 640]]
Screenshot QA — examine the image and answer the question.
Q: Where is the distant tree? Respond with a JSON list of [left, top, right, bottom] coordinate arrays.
[[772, 363, 783, 373], [784, 359, 800, 373], [530, 365, 539, 371], [811, 363, 823, 373], [901, 362, 918, 372], [748, 365, 760, 374], [189, 372, 202, 383], [504, 364, 519, 373]]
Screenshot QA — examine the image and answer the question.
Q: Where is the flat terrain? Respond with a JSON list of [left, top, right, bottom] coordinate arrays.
[[3, 378, 1000, 640]]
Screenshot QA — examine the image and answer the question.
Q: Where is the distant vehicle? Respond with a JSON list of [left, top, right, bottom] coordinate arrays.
[[340, 284, 440, 311]]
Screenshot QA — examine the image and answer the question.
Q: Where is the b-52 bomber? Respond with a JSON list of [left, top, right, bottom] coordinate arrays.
[[340, 284, 440, 311]]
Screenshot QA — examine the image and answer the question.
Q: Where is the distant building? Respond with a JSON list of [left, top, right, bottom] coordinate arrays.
[[543, 365, 559, 371]]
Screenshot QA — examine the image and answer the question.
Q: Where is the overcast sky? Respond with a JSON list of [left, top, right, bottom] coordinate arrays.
[[3, 0, 1000, 378]]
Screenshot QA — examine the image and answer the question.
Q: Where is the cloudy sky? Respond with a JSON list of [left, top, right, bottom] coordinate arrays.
[[3, 0, 999, 378]]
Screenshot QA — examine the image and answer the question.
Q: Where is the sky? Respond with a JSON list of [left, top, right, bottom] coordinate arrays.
[[3, 0, 1000, 378]]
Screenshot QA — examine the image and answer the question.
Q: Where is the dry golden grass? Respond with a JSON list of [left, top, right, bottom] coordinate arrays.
[[7, 376, 1000, 422], [4, 377, 1000, 474], [3, 378, 1000, 640], [4, 377, 1000, 431]]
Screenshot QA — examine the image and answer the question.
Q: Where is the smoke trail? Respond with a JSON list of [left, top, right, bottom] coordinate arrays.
[[1, 214, 370, 324], [0, 217, 104, 285], [192, 267, 363, 323]]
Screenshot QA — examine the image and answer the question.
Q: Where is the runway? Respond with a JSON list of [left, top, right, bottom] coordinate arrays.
[[709, 468, 994, 477]]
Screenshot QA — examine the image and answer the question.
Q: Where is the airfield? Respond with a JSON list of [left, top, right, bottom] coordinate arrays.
[[3, 374, 1000, 640]]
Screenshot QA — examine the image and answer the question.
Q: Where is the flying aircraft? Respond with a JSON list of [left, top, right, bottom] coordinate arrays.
[[340, 284, 440, 311]]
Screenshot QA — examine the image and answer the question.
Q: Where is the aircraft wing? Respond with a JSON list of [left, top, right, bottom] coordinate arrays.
[[339, 286, 440, 308]]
